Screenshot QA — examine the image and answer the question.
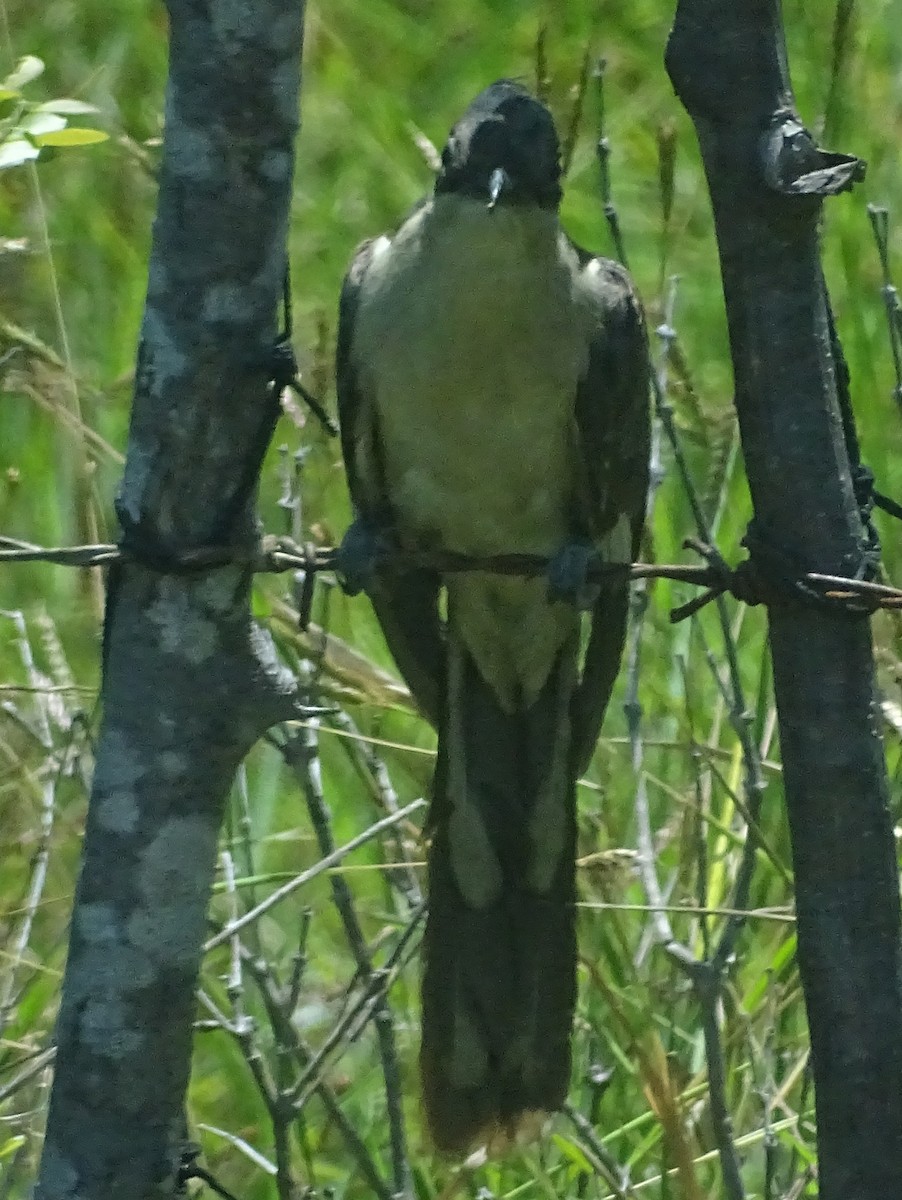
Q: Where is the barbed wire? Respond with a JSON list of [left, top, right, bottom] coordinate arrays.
[[3, 530, 901, 625]]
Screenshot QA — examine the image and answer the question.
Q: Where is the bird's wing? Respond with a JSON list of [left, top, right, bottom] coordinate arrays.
[[336, 236, 445, 727], [571, 252, 650, 773]]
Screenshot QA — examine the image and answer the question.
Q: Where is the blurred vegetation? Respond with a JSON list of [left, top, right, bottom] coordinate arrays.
[[1, 0, 901, 1197], [0, 54, 108, 171]]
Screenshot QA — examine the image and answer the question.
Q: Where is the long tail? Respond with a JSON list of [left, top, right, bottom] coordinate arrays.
[[420, 632, 579, 1156]]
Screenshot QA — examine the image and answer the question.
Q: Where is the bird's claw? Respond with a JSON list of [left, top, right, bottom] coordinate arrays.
[[336, 519, 384, 596], [548, 541, 600, 611]]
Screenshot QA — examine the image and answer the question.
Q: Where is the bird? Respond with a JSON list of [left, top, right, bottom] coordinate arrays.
[[335, 79, 650, 1156]]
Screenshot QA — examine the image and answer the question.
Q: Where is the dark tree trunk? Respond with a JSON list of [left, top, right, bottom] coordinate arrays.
[[35, 3, 306, 1196], [666, 3, 902, 1197]]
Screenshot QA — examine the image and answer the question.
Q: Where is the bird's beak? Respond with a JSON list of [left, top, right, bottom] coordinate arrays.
[[487, 166, 511, 211]]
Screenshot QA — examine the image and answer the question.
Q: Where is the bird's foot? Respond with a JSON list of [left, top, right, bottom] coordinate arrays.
[[547, 540, 600, 611], [335, 518, 386, 596]]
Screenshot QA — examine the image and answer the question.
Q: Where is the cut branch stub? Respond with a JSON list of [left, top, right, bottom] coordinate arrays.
[[760, 114, 865, 197]]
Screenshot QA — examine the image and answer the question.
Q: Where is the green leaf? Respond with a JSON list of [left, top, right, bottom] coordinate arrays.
[[34, 127, 109, 147], [2, 55, 44, 91], [0, 88, 21, 102], [0, 1135, 26, 1161], [0, 138, 39, 169], [251, 584, 273, 620], [35, 98, 100, 115], [551, 1133, 594, 1173]]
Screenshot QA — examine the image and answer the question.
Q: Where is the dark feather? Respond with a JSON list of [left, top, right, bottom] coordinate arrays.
[[421, 632, 578, 1154], [336, 235, 446, 725], [336, 238, 379, 516], [570, 252, 650, 773]]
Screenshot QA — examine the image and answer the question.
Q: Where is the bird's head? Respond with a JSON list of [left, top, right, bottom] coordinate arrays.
[[435, 80, 562, 211]]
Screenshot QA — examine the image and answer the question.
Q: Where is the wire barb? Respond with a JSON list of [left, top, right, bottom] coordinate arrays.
[[272, 262, 339, 437], [269, 334, 339, 438], [177, 1143, 242, 1200]]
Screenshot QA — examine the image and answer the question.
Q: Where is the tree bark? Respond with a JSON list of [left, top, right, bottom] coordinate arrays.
[[35, 3, 305, 1197], [666, 3, 902, 1197]]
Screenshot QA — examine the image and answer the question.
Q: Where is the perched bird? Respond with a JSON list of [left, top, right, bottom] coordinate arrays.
[[335, 80, 649, 1155]]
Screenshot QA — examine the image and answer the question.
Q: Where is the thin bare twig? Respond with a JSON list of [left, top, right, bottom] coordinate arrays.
[[197, 985, 304, 1200], [866, 204, 902, 416], [276, 714, 413, 1200], [279, 906, 423, 1122], [564, 1102, 638, 1198], [595, 59, 630, 269], [326, 706, 424, 909], [203, 798, 425, 952], [238, 943, 396, 1200], [612, 259, 748, 1197]]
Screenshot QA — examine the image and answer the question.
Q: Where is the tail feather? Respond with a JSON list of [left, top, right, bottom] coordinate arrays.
[[421, 634, 578, 1155]]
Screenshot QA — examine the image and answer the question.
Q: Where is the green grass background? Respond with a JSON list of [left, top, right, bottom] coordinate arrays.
[[1, 0, 901, 1197]]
